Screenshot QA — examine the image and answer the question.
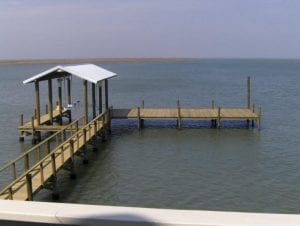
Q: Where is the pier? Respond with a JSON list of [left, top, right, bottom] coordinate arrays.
[[0, 64, 261, 201]]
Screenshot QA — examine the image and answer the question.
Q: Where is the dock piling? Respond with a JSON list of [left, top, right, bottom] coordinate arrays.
[[137, 107, 141, 130], [176, 100, 182, 129], [19, 114, 24, 141], [217, 106, 221, 128], [26, 174, 33, 201]]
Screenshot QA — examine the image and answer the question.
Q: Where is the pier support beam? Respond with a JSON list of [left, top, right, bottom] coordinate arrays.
[[83, 80, 88, 124], [48, 79, 53, 124]]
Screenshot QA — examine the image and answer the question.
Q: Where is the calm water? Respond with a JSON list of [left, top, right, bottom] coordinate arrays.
[[0, 59, 300, 213]]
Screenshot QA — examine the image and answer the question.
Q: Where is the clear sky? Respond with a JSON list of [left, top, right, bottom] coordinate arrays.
[[0, 0, 299, 60]]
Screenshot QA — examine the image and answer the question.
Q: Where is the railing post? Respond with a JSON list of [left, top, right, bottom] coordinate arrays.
[[26, 173, 33, 201], [40, 162, 44, 185], [12, 162, 17, 180], [24, 153, 29, 172], [8, 187, 13, 200]]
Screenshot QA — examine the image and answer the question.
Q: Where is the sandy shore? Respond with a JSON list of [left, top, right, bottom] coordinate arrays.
[[0, 58, 194, 65]]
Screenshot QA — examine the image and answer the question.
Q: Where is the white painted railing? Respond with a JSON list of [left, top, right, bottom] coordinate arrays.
[[0, 200, 300, 226]]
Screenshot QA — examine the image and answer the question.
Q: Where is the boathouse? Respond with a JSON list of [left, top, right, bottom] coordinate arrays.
[[19, 64, 117, 143]]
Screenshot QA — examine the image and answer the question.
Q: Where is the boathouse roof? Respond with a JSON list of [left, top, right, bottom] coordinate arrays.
[[23, 64, 117, 84]]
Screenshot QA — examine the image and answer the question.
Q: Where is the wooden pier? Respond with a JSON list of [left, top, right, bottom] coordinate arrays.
[[0, 111, 110, 200], [0, 64, 262, 201], [112, 107, 260, 129]]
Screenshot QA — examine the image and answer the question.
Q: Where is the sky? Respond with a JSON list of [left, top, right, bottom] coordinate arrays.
[[0, 0, 300, 60]]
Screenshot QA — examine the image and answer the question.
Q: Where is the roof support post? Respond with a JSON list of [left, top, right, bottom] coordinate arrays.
[[92, 83, 96, 119], [98, 83, 102, 114], [83, 80, 88, 124], [67, 78, 71, 106], [48, 79, 53, 124], [105, 79, 108, 110], [34, 81, 41, 126], [247, 76, 251, 109], [58, 79, 63, 125]]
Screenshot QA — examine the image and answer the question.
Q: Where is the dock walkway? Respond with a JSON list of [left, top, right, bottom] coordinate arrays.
[[112, 107, 261, 128], [0, 111, 109, 201]]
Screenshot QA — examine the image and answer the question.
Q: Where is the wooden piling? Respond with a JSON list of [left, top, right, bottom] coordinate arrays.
[[19, 114, 24, 141], [177, 100, 181, 129], [31, 116, 36, 144], [69, 139, 76, 179], [45, 104, 48, 114], [26, 174, 33, 201], [141, 100, 145, 128], [217, 106, 221, 128], [247, 76, 251, 109], [137, 107, 141, 130], [258, 106, 262, 130]]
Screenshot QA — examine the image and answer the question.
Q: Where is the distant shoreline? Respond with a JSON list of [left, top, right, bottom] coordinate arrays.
[[0, 58, 196, 65]]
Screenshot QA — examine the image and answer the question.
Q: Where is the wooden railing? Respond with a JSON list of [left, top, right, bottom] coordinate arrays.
[[0, 110, 110, 200]]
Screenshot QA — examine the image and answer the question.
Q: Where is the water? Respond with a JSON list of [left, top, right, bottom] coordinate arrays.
[[0, 59, 300, 213]]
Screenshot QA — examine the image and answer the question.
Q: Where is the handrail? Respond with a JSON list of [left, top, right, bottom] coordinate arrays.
[[0, 116, 84, 181], [0, 110, 109, 199]]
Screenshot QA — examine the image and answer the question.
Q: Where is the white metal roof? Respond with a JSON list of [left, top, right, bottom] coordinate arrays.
[[23, 64, 117, 84]]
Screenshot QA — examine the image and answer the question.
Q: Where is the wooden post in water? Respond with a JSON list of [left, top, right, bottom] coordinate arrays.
[[31, 116, 36, 144], [69, 139, 76, 179], [217, 106, 221, 128], [252, 103, 255, 127], [258, 106, 262, 130], [34, 81, 41, 126], [211, 100, 216, 128], [83, 80, 88, 124], [177, 100, 181, 129], [19, 114, 24, 141], [58, 79, 63, 125], [48, 79, 53, 124], [92, 83, 96, 119], [98, 84, 102, 114], [141, 100, 145, 128], [247, 76, 251, 109], [137, 107, 141, 130]]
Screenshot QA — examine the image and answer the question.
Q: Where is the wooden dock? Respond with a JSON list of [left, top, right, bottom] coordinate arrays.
[[112, 106, 261, 129], [0, 111, 110, 201]]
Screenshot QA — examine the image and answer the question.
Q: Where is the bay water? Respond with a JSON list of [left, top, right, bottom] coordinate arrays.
[[0, 59, 300, 213]]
